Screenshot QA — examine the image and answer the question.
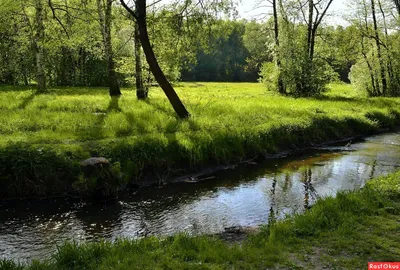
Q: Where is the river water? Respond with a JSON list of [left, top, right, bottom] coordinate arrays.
[[1, 132, 400, 262]]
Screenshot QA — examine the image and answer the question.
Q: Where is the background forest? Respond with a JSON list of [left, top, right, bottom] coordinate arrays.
[[1, 0, 399, 98]]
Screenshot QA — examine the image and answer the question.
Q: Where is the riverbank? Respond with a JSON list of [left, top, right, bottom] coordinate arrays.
[[2, 170, 399, 269], [1, 83, 400, 199]]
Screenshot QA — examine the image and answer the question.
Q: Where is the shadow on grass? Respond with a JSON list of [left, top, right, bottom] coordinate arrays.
[[313, 95, 399, 109], [18, 91, 38, 109], [78, 96, 121, 142], [312, 95, 360, 103], [107, 96, 121, 112], [144, 99, 177, 119], [121, 112, 148, 136], [0, 85, 36, 92], [52, 86, 109, 96]]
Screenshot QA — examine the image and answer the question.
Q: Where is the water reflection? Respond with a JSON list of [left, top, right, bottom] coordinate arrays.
[[1, 132, 400, 262]]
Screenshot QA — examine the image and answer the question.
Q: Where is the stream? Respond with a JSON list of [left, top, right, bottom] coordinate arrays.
[[1, 132, 400, 262]]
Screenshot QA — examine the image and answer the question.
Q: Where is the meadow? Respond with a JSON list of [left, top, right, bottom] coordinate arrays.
[[1, 82, 400, 198]]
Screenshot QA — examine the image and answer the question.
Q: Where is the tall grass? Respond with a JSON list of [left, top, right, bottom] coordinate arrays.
[[0, 83, 400, 198]]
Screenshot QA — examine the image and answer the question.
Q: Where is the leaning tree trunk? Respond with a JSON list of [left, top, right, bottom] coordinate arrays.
[[371, 0, 387, 95], [35, 0, 46, 92], [97, 0, 121, 97], [120, 0, 189, 118], [134, 0, 190, 118], [134, 23, 147, 99]]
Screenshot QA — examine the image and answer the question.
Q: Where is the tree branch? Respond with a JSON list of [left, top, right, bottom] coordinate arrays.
[[120, 0, 139, 21], [314, 0, 333, 28], [48, 0, 70, 38]]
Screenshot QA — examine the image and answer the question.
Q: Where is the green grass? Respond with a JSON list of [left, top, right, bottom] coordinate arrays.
[[1, 82, 400, 198], [2, 170, 399, 269]]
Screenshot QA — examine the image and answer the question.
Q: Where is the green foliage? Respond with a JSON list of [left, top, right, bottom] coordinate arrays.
[[259, 62, 279, 91], [316, 25, 361, 83], [266, 23, 338, 96], [181, 20, 257, 82], [0, 0, 206, 87], [0, 83, 399, 198], [242, 20, 273, 79], [349, 0, 400, 97], [0, 2, 35, 85]]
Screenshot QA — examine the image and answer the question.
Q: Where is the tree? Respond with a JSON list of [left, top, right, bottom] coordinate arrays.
[[35, 0, 47, 92], [263, 0, 335, 96], [394, 0, 400, 15], [241, 20, 272, 81], [97, 0, 121, 96], [120, 0, 190, 118], [183, 20, 254, 82], [272, 0, 285, 93], [349, 0, 400, 96], [300, 0, 334, 61], [134, 22, 147, 99], [370, 0, 387, 95], [0, 1, 35, 85]]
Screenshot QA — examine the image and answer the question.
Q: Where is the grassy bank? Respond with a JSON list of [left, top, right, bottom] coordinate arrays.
[[1, 83, 400, 198], [2, 171, 399, 269]]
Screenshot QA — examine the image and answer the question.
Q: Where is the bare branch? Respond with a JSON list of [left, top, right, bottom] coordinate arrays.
[[48, 0, 70, 38], [120, 0, 139, 20], [315, 0, 333, 28]]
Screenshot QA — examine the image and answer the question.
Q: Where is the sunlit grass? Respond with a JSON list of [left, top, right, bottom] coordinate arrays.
[[1, 82, 399, 146], [0, 82, 400, 198]]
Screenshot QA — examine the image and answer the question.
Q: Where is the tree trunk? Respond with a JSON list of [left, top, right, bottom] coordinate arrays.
[[362, 0, 380, 95], [307, 0, 314, 59], [273, 0, 285, 94], [35, 0, 46, 92], [394, 0, 400, 16], [135, 23, 147, 99], [371, 45, 381, 95], [309, 28, 317, 61], [135, 0, 190, 118], [97, 0, 121, 96], [378, 0, 394, 94], [371, 0, 387, 95], [361, 36, 378, 96]]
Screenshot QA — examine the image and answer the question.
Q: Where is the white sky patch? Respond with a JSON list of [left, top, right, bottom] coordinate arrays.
[[236, 0, 351, 26]]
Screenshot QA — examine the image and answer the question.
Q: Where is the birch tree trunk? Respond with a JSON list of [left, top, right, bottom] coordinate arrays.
[[134, 23, 147, 99], [97, 0, 121, 96], [35, 0, 46, 92], [371, 0, 388, 95], [272, 0, 285, 94], [307, 0, 314, 59]]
